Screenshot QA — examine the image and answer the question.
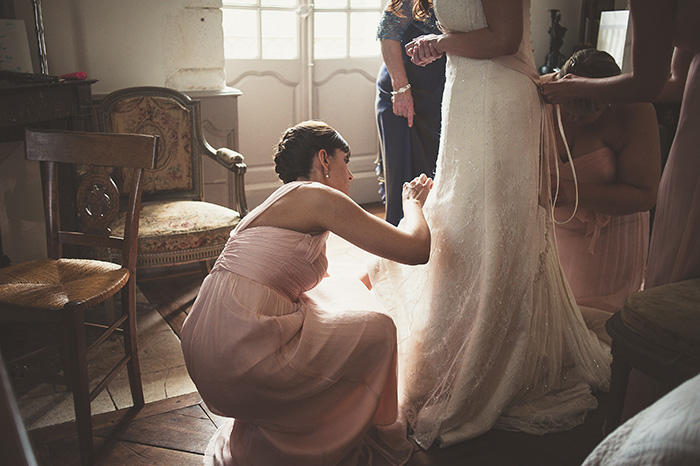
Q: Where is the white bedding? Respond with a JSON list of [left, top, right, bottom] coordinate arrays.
[[583, 373, 700, 465]]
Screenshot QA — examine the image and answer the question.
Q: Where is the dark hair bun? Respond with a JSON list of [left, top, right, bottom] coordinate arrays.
[[273, 120, 349, 183]]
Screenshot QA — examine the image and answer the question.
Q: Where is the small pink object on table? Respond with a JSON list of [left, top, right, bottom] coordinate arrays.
[[59, 72, 87, 80]]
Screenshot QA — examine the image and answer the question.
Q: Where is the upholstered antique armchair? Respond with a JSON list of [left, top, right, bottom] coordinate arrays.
[[96, 86, 247, 270]]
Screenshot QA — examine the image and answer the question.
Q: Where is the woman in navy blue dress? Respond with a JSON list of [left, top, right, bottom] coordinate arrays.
[[376, 0, 445, 225]]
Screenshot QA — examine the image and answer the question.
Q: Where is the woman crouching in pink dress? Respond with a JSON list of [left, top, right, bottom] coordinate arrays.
[[181, 120, 432, 465]]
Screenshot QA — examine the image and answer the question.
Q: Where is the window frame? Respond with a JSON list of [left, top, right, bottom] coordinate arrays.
[[221, 0, 383, 60]]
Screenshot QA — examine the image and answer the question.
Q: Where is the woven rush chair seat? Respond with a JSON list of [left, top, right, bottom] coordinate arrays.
[[110, 200, 238, 268], [0, 259, 127, 315], [605, 277, 700, 434]]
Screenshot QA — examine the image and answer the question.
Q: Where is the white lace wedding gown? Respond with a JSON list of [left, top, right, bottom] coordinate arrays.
[[369, 0, 610, 449]]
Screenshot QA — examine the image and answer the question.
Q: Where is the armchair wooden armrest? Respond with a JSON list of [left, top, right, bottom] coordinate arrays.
[[202, 144, 248, 217], [213, 147, 247, 175]]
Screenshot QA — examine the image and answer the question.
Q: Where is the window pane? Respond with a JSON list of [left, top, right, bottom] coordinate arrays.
[[315, 0, 348, 9], [261, 10, 298, 59], [349, 12, 380, 56], [261, 0, 298, 7], [350, 0, 382, 7], [314, 12, 347, 58], [223, 0, 258, 6], [223, 9, 259, 59]]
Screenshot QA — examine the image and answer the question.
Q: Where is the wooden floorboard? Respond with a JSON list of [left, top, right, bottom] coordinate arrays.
[[30, 394, 606, 466], [96, 404, 216, 454], [45, 436, 204, 466], [200, 399, 227, 429], [30, 393, 210, 465], [29, 392, 203, 444]]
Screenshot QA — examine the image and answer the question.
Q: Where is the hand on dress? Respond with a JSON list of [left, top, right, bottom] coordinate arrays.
[[406, 34, 443, 67], [539, 72, 558, 86], [540, 74, 583, 104], [403, 173, 433, 207], [392, 88, 416, 127]]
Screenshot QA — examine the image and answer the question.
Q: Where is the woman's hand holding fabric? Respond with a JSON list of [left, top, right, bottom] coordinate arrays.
[[541, 74, 585, 104]]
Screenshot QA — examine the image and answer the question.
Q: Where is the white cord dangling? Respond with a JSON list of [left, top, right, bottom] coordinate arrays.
[[552, 104, 579, 225]]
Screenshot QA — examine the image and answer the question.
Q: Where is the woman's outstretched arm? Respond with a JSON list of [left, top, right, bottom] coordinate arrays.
[[260, 175, 433, 265], [313, 175, 433, 265], [541, 0, 674, 104]]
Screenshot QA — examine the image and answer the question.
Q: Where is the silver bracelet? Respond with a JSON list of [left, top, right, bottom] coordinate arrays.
[[391, 83, 411, 96]]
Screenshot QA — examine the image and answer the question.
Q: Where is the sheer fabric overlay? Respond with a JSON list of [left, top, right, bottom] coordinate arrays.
[[369, 0, 610, 449]]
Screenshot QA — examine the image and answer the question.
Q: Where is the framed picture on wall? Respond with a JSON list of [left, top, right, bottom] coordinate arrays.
[[0, 19, 34, 73]]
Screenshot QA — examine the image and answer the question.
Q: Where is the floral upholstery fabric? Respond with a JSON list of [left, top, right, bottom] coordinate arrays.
[[111, 201, 241, 267], [106, 96, 194, 195]]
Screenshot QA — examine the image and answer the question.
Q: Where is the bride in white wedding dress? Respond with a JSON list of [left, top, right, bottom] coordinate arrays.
[[369, 0, 611, 449]]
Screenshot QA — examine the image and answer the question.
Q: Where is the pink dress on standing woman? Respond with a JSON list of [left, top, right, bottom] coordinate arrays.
[[645, 1, 700, 287], [181, 181, 412, 466]]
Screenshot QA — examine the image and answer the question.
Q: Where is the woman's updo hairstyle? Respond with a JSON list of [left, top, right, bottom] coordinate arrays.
[[557, 48, 621, 117], [273, 120, 349, 183]]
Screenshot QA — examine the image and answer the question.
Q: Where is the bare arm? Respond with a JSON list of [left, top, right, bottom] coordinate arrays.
[[255, 177, 432, 265], [655, 47, 694, 102], [556, 104, 660, 215], [406, 0, 523, 65], [314, 177, 432, 265], [381, 39, 415, 127], [542, 0, 674, 104]]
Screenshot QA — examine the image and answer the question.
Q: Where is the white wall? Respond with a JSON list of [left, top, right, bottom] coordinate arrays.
[[12, 0, 225, 94]]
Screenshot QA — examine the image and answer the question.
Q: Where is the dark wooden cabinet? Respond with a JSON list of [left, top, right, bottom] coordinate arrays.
[[0, 79, 96, 263], [0, 79, 96, 142]]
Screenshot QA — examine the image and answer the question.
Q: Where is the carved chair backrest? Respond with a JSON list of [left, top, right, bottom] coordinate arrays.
[[97, 87, 209, 203], [24, 129, 157, 272]]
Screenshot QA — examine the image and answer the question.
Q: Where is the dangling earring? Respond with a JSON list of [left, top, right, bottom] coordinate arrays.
[[325, 172, 330, 178]]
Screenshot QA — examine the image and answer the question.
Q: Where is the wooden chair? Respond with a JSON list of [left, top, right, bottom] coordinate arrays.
[[605, 277, 700, 434], [96, 86, 247, 271], [0, 128, 158, 465]]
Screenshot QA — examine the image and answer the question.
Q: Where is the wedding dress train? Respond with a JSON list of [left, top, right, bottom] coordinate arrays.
[[369, 0, 610, 449]]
